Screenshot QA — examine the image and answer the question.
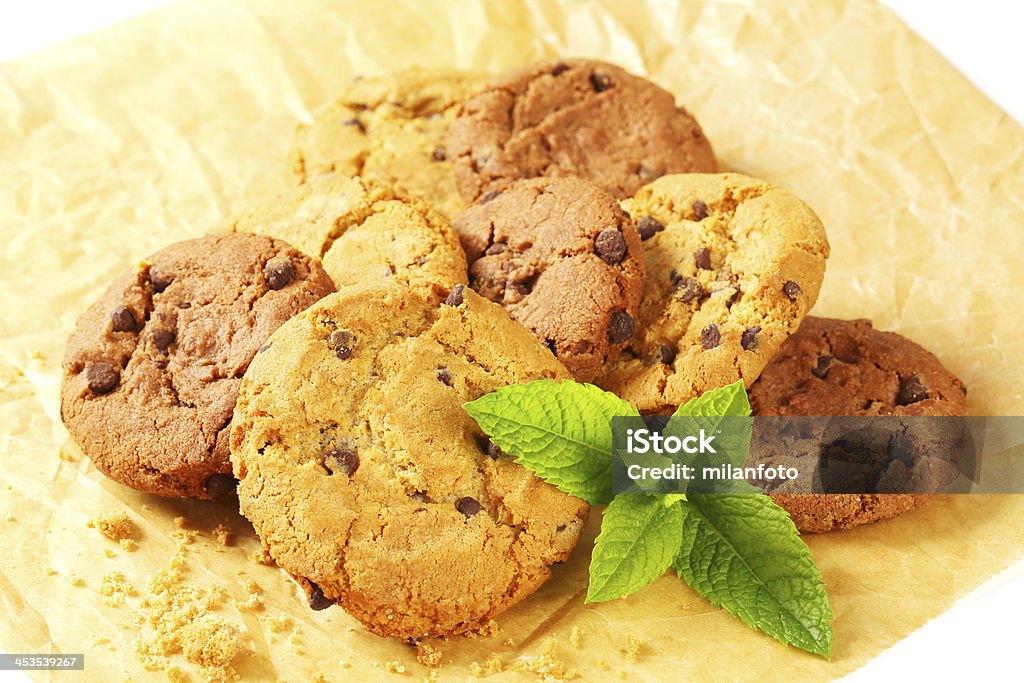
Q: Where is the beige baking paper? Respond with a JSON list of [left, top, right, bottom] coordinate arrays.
[[2, 0, 1023, 680]]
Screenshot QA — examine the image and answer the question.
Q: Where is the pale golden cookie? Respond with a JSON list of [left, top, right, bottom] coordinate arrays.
[[597, 173, 830, 413], [230, 281, 588, 639], [289, 68, 487, 219], [228, 174, 468, 290]]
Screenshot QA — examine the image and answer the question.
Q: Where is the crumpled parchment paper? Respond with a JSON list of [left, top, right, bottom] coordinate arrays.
[[2, 0, 1023, 680]]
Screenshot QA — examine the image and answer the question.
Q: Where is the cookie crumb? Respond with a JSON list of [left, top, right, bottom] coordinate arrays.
[[259, 614, 292, 634], [88, 510, 139, 543], [469, 653, 503, 676], [212, 524, 232, 547], [415, 642, 443, 668], [164, 664, 186, 682], [513, 638, 574, 680], [235, 579, 264, 611], [69, 575, 86, 588], [4, 514, 15, 522], [121, 538, 138, 552], [422, 672, 439, 683], [568, 626, 583, 648], [383, 660, 406, 674], [249, 546, 276, 566], [100, 571, 136, 607], [618, 636, 644, 663], [104, 548, 115, 559]]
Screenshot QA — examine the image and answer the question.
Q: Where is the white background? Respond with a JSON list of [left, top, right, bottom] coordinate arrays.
[[0, 1, 1022, 681]]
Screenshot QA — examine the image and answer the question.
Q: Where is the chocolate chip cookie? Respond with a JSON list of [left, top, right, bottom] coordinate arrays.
[[452, 177, 645, 381], [61, 233, 335, 499], [229, 174, 468, 291], [230, 281, 588, 639], [446, 58, 716, 204], [749, 316, 969, 532], [597, 173, 830, 413], [289, 68, 487, 219]]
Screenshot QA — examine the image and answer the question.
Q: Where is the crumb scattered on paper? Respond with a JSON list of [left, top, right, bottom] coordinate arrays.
[[99, 571, 136, 607], [618, 636, 643, 663], [513, 637, 574, 680], [88, 510, 139, 543], [416, 642, 442, 668]]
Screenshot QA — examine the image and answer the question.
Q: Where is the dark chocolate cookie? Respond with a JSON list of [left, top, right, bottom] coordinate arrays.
[[447, 58, 716, 204], [452, 177, 645, 381], [61, 233, 335, 499], [749, 316, 968, 532]]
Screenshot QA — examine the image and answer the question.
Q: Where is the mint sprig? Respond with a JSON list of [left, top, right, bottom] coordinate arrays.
[[464, 379, 834, 658]]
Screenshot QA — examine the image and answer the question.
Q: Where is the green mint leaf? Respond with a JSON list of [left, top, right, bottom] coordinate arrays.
[[463, 380, 638, 505], [586, 495, 684, 603], [673, 495, 833, 658], [663, 380, 756, 491], [676, 379, 751, 417]]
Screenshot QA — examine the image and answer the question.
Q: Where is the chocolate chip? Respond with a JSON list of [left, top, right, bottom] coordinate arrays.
[[480, 190, 501, 204], [607, 311, 634, 344], [659, 344, 676, 365], [328, 330, 354, 359], [456, 497, 482, 517], [897, 375, 929, 405], [86, 362, 119, 394], [637, 216, 664, 241], [307, 581, 335, 611], [432, 145, 447, 161], [783, 280, 801, 299], [321, 447, 359, 477], [264, 257, 295, 290], [484, 242, 507, 255], [444, 284, 465, 307], [204, 473, 236, 501], [961, 385, 968, 396], [638, 165, 663, 182], [342, 117, 366, 133], [741, 326, 761, 351], [437, 367, 453, 386], [594, 229, 627, 265], [110, 306, 139, 333], [551, 62, 569, 76], [674, 275, 703, 303], [590, 72, 613, 92], [486, 441, 503, 459], [258, 342, 272, 354], [511, 273, 538, 296], [700, 324, 721, 350], [812, 355, 833, 379], [151, 327, 175, 353], [693, 199, 709, 220], [149, 270, 173, 293], [694, 247, 712, 270], [410, 491, 430, 503]]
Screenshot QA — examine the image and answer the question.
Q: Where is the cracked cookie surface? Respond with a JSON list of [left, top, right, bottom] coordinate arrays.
[[288, 68, 487, 219], [447, 58, 716, 204], [61, 233, 335, 499], [597, 173, 830, 413], [453, 177, 645, 381], [230, 281, 588, 639], [229, 174, 468, 291], [750, 316, 968, 532]]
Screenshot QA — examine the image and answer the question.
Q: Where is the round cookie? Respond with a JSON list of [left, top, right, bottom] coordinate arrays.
[[452, 177, 645, 381], [228, 174, 468, 291], [446, 58, 716, 204], [288, 68, 487, 219], [230, 281, 588, 639], [61, 233, 335, 499], [749, 316, 968, 533], [597, 173, 830, 413]]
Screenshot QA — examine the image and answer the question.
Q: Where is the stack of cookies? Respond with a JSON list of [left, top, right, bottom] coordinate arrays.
[[60, 58, 967, 640]]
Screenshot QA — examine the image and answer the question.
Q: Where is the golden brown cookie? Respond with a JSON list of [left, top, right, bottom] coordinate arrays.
[[749, 316, 968, 532], [60, 233, 335, 499], [289, 68, 487, 219], [597, 173, 830, 413], [447, 58, 716, 203], [228, 174, 468, 291], [452, 177, 645, 381], [230, 281, 588, 639]]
